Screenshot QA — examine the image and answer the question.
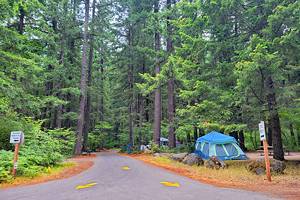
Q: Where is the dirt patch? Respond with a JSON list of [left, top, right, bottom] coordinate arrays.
[[126, 154, 300, 200], [0, 156, 94, 189]]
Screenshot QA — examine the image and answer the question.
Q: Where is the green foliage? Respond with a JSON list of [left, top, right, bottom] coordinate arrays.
[[0, 150, 14, 182], [149, 141, 160, 153], [0, 117, 75, 183]]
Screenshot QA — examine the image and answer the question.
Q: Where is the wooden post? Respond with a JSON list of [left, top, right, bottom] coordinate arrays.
[[263, 139, 271, 182], [12, 143, 20, 177]]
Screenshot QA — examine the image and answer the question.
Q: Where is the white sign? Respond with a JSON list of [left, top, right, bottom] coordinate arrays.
[[10, 131, 24, 144], [258, 121, 266, 141], [14, 162, 18, 169]]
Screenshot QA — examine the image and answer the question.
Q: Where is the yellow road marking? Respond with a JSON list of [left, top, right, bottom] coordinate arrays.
[[122, 166, 130, 170], [76, 182, 97, 190], [160, 181, 180, 187]]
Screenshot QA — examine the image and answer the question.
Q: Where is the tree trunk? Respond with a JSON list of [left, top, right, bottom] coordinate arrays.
[[265, 76, 284, 161], [238, 130, 247, 151], [138, 94, 144, 145], [267, 120, 273, 146], [83, 0, 96, 152], [198, 128, 204, 137], [55, 84, 63, 128], [289, 123, 296, 148], [55, 34, 66, 129], [129, 103, 134, 146], [166, 0, 176, 148], [193, 126, 198, 142], [128, 27, 134, 146], [145, 95, 150, 122], [138, 60, 146, 146], [153, 0, 161, 146], [74, 0, 90, 155], [100, 57, 104, 121], [186, 132, 191, 144], [18, 6, 25, 34], [229, 131, 239, 141], [42, 64, 54, 128]]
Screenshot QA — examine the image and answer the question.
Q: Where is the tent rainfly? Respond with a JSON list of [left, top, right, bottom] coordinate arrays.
[[195, 131, 247, 160]]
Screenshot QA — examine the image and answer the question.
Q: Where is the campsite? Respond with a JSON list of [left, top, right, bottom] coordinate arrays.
[[0, 0, 300, 200]]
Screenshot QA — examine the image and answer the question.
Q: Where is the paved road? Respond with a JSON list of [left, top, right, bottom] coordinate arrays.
[[0, 152, 279, 200]]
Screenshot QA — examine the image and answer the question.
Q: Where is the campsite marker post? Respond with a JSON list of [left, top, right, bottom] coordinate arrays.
[[10, 131, 24, 177], [258, 121, 271, 182]]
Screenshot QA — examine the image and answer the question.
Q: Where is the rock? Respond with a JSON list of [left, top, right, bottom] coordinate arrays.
[[160, 153, 172, 158], [182, 153, 204, 166], [255, 167, 265, 175], [246, 160, 265, 173], [153, 153, 172, 158], [204, 156, 226, 169], [270, 159, 286, 174], [246, 158, 286, 175], [170, 153, 188, 162]]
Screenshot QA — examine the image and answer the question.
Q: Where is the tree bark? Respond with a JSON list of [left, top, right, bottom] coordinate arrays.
[[42, 64, 54, 128], [153, 0, 161, 146], [99, 57, 104, 121], [55, 84, 63, 128], [229, 131, 239, 141], [145, 95, 150, 122], [289, 123, 296, 147], [198, 128, 204, 137], [267, 120, 273, 146], [18, 6, 25, 34], [55, 34, 66, 129], [74, 0, 90, 155], [83, 0, 96, 152], [138, 94, 145, 145], [193, 126, 198, 142], [265, 76, 284, 161], [238, 130, 247, 151], [138, 60, 146, 146], [166, 0, 176, 148], [186, 132, 191, 144], [128, 26, 134, 146]]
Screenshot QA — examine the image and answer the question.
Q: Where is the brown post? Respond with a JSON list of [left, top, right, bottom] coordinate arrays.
[[263, 139, 271, 182], [12, 143, 20, 177]]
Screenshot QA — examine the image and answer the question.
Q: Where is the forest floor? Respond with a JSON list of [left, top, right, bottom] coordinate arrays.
[[127, 153, 300, 200], [0, 155, 95, 189]]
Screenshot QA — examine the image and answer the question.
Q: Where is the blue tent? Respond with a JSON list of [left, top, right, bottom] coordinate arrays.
[[195, 131, 247, 160]]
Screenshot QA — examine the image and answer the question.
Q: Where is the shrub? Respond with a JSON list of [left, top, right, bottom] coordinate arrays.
[[149, 141, 160, 153], [0, 119, 75, 183]]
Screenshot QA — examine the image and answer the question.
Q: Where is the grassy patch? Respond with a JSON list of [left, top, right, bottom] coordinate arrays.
[[0, 162, 75, 188], [43, 162, 75, 175], [135, 155, 300, 185]]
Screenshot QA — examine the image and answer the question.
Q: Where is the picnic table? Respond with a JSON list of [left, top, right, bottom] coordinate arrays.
[[257, 146, 290, 156]]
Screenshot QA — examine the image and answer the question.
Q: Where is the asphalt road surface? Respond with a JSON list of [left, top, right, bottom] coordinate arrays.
[[0, 152, 279, 200]]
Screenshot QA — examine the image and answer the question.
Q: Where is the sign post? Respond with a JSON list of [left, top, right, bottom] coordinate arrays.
[[10, 131, 24, 177], [258, 121, 271, 182], [12, 143, 20, 176]]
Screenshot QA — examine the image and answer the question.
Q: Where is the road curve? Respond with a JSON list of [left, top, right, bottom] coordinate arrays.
[[0, 152, 279, 200]]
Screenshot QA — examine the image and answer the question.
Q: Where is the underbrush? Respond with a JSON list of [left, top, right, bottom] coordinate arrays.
[[0, 118, 75, 183]]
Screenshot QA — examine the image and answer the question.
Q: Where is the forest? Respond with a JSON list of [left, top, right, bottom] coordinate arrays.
[[0, 0, 299, 182]]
